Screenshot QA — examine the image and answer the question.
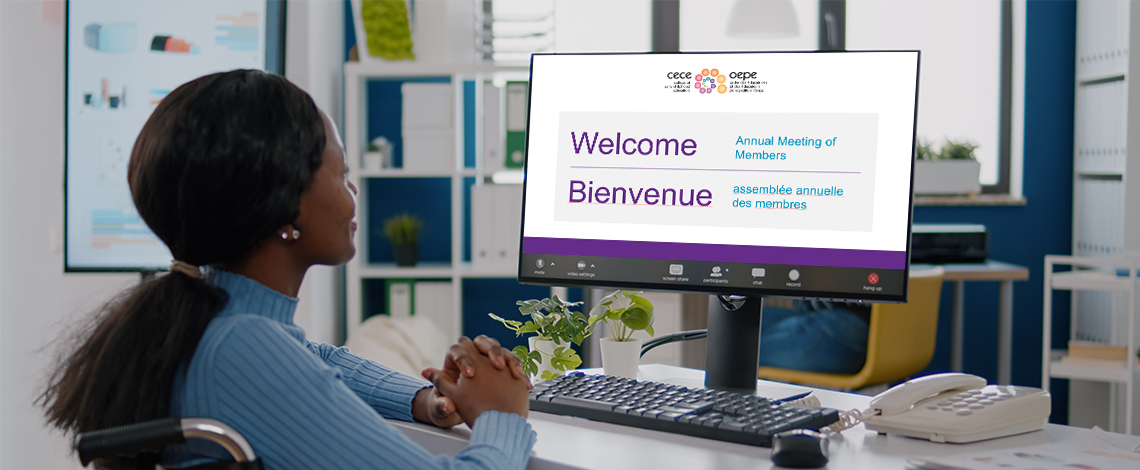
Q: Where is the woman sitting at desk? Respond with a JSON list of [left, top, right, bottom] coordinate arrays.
[[39, 70, 534, 470]]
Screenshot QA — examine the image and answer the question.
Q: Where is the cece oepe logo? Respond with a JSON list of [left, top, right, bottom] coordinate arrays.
[[696, 68, 726, 94]]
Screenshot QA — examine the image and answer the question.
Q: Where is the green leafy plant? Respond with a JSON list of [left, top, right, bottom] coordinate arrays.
[[915, 137, 935, 161], [381, 213, 423, 247], [590, 290, 655, 342], [938, 139, 979, 161], [489, 295, 602, 381]]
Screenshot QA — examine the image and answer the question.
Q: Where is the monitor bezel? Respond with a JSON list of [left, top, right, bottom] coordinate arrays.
[[516, 50, 920, 304]]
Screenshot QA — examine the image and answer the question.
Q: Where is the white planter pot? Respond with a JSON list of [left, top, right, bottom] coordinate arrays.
[[600, 338, 643, 379], [914, 160, 982, 196], [529, 337, 563, 382]]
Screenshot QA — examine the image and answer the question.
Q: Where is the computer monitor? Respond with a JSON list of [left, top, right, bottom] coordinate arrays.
[[64, 0, 286, 272], [518, 51, 920, 392]]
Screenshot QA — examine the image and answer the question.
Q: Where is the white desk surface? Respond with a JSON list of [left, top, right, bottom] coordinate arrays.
[[391, 364, 1140, 470]]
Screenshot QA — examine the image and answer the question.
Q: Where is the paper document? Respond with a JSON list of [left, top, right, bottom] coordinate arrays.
[[908, 428, 1140, 470]]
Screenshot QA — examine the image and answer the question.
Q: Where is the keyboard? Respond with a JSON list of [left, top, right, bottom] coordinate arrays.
[[528, 372, 841, 447]]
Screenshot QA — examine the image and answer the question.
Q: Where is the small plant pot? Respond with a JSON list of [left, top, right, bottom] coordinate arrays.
[[914, 160, 982, 196], [529, 337, 563, 382], [393, 245, 419, 266], [600, 337, 643, 379]]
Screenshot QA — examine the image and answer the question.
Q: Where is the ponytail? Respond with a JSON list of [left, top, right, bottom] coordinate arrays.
[[40, 271, 227, 469]]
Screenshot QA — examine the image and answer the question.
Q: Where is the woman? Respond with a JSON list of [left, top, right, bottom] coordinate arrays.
[[39, 70, 535, 469]]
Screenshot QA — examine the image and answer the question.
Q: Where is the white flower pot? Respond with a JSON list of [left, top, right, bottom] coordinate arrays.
[[600, 337, 643, 379], [529, 337, 563, 382], [914, 160, 982, 196]]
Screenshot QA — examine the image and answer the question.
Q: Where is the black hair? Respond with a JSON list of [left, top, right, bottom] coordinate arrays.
[[39, 70, 326, 470]]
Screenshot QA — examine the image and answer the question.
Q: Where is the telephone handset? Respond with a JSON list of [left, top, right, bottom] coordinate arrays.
[[861, 373, 1051, 444]]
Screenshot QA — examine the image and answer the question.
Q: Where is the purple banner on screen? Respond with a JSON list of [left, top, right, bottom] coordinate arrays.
[[523, 237, 906, 269]]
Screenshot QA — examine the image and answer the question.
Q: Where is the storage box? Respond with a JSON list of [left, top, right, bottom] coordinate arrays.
[[402, 129, 454, 171], [401, 83, 453, 129], [1068, 341, 1130, 361], [913, 160, 982, 195]]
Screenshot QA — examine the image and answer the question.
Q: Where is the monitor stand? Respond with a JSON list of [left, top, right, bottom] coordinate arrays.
[[704, 294, 763, 394]]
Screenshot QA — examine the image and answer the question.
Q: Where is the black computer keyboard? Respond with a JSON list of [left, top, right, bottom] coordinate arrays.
[[528, 372, 840, 447]]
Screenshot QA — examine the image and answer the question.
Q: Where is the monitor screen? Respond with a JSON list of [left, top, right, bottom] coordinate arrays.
[[518, 51, 919, 303], [64, 0, 285, 272]]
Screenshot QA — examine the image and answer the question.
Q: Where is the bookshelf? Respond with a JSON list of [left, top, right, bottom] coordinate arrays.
[[1043, 255, 1140, 435], [342, 61, 547, 348]]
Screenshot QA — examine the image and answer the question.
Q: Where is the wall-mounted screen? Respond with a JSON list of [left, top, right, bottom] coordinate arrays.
[[65, 0, 285, 272]]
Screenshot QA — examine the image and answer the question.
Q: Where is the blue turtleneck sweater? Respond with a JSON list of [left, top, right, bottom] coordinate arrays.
[[162, 269, 535, 469]]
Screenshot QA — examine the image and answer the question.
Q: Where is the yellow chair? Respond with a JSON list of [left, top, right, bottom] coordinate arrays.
[[756, 268, 945, 391]]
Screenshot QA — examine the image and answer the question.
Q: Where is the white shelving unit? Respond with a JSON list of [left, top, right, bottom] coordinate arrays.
[[1043, 255, 1140, 435], [1055, 0, 1140, 435], [343, 62, 529, 342]]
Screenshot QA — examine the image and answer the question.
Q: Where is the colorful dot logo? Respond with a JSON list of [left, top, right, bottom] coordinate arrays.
[[695, 68, 728, 94]]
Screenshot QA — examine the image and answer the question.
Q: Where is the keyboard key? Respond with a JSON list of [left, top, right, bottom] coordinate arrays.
[[549, 396, 618, 412], [676, 400, 715, 413]]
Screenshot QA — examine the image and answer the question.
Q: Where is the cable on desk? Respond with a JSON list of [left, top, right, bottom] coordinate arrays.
[[639, 329, 708, 357], [782, 395, 876, 435], [820, 408, 878, 435]]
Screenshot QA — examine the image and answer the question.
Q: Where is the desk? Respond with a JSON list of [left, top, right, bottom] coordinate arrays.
[[915, 261, 1030, 385], [391, 365, 1138, 469]]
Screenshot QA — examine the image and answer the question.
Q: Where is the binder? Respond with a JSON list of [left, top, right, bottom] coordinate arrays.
[[413, 281, 457, 342], [483, 82, 504, 174], [504, 81, 528, 169], [386, 279, 414, 318], [471, 184, 523, 271]]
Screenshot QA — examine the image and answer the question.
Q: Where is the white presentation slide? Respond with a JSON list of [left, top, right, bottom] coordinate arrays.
[[66, 0, 270, 270], [523, 52, 919, 256]]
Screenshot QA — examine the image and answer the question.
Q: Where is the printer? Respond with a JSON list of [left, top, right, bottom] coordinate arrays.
[[911, 224, 989, 264]]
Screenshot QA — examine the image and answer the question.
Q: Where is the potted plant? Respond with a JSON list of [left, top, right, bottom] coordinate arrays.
[[590, 290, 655, 379], [913, 137, 982, 196], [381, 213, 423, 266], [489, 295, 600, 381]]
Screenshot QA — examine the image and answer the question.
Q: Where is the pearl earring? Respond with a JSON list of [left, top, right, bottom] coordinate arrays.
[[281, 232, 288, 240], [292, 229, 301, 240]]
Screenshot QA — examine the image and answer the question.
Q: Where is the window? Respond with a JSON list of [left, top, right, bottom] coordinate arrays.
[[848, 0, 1009, 189]]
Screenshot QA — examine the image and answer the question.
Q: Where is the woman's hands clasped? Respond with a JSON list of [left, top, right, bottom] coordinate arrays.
[[417, 335, 533, 428]]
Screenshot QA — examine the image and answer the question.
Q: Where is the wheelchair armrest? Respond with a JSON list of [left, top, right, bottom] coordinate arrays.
[[76, 417, 183, 466], [76, 418, 258, 467]]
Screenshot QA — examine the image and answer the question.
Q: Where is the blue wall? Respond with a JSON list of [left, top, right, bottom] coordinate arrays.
[[915, 0, 1075, 423]]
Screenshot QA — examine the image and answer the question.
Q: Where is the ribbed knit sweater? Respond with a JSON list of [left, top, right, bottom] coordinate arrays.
[[161, 269, 536, 469]]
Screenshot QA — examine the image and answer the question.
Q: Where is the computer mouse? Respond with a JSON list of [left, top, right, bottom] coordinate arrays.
[[771, 429, 829, 469]]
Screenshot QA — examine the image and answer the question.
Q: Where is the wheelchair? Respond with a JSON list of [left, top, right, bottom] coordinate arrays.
[[75, 417, 262, 469]]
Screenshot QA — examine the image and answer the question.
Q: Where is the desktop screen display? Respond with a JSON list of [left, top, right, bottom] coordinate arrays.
[[64, 0, 283, 272], [518, 52, 920, 302]]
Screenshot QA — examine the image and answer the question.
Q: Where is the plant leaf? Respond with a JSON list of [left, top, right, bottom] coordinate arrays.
[[606, 306, 626, 321], [512, 345, 539, 377], [620, 306, 650, 331], [488, 313, 523, 329], [549, 346, 582, 371], [645, 325, 655, 337], [540, 370, 561, 381], [628, 295, 655, 327]]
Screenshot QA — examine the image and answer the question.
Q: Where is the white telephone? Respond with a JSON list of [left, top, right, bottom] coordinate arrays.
[[861, 373, 1051, 444]]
